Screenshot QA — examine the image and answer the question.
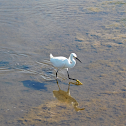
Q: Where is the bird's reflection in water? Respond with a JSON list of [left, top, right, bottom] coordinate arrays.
[[53, 80, 85, 112]]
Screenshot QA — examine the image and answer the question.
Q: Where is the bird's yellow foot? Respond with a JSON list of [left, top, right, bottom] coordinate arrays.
[[76, 80, 83, 85], [69, 80, 83, 85]]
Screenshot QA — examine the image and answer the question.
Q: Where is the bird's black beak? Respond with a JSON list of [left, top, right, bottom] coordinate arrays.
[[75, 57, 82, 63]]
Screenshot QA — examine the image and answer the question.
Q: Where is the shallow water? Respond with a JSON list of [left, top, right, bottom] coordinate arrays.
[[0, 0, 126, 125]]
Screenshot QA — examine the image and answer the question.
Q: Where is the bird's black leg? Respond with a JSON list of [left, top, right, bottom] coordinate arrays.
[[67, 70, 77, 81], [56, 70, 59, 84], [56, 70, 58, 78]]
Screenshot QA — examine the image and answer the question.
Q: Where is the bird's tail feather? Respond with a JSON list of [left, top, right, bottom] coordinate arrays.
[[50, 53, 53, 58]]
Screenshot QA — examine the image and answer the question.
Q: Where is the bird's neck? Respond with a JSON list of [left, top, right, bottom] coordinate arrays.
[[68, 57, 76, 68]]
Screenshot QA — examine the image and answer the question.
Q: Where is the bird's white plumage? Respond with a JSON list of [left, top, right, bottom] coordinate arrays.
[[50, 53, 77, 70]]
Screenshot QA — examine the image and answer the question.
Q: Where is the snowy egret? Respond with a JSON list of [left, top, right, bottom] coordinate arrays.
[[50, 53, 82, 83]]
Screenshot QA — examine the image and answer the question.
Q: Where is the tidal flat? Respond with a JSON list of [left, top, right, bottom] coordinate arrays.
[[0, 0, 126, 125]]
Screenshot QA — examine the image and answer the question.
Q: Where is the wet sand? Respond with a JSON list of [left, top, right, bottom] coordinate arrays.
[[0, 0, 126, 125]]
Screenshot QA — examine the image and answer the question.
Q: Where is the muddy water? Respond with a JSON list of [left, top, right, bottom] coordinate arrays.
[[0, 0, 126, 125]]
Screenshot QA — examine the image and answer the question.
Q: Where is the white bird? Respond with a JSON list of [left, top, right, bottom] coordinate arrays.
[[50, 53, 82, 81]]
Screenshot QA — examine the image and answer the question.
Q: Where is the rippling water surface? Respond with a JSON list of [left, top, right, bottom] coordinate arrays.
[[0, 0, 126, 125]]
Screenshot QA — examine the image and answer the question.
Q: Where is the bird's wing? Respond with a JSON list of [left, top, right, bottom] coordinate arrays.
[[50, 57, 67, 68]]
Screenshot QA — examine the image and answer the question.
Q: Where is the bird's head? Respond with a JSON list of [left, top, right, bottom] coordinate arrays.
[[71, 53, 82, 63]]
